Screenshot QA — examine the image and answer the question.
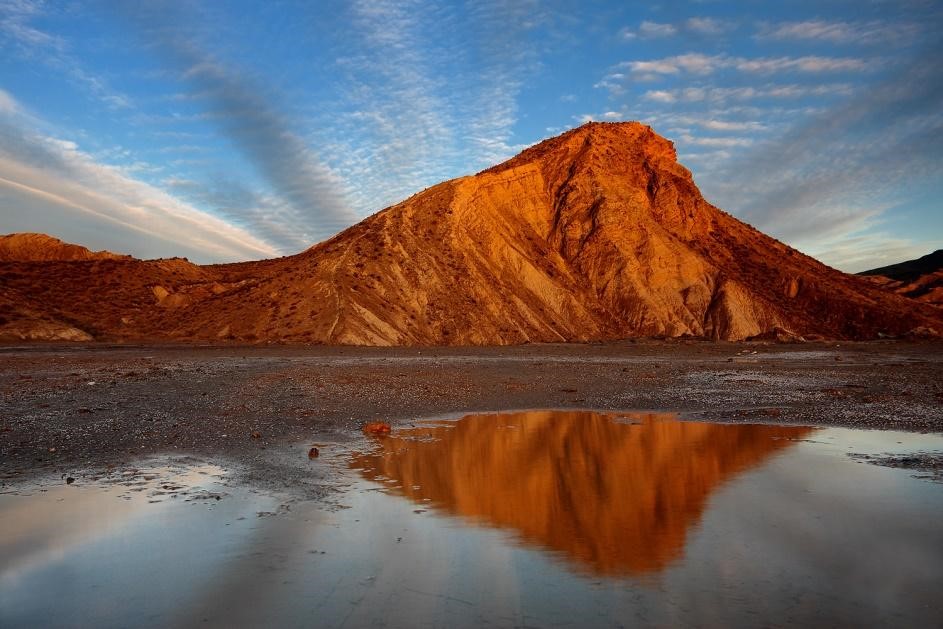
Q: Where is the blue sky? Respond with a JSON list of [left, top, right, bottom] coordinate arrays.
[[0, 0, 940, 271]]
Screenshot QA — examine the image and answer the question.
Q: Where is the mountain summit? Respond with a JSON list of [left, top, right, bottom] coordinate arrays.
[[1, 122, 939, 343]]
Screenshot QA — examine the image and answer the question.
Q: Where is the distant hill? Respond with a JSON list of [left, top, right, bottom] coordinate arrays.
[[0, 233, 131, 262], [1, 122, 940, 343], [859, 250, 943, 307], [859, 250, 943, 282]]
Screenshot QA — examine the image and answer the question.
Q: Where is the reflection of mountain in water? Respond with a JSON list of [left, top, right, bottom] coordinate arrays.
[[351, 411, 813, 576]]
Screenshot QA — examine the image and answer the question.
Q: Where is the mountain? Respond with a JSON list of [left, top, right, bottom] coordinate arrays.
[[1, 122, 940, 344], [860, 250, 943, 282], [0, 233, 130, 262], [859, 250, 943, 307]]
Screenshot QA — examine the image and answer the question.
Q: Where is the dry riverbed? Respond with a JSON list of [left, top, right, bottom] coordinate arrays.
[[1, 340, 942, 494]]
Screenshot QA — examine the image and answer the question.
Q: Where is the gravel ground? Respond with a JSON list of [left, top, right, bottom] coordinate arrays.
[[1, 340, 941, 495]]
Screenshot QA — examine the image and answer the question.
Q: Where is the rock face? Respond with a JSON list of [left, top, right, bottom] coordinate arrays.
[[859, 250, 943, 307], [0, 122, 940, 344]]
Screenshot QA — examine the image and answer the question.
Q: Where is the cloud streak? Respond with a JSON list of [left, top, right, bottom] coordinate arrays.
[[622, 17, 734, 39], [178, 57, 357, 243], [118, 2, 358, 246], [0, 98, 278, 261], [756, 20, 920, 45], [618, 53, 870, 78], [643, 83, 853, 103]]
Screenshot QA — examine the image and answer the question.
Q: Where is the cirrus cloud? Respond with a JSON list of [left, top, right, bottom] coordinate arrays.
[[0, 93, 278, 261], [756, 20, 920, 45]]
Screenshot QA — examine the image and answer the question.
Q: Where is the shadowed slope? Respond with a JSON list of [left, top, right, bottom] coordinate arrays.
[[860, 250, 943, 307], [860, 250, 943, 282]]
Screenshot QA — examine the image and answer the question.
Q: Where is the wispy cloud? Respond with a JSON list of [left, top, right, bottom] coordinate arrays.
[[162, 174, 312, 251], [695, 119, 767, 131], [756, 20, 920, 45], [621, 17, 735, 40], [326, 0, 459, 212], [0, 0, 65, 53], [574, 111, 625, 123], [0, 95, 277, 261], [461, 0, 541, 164], [319, 0, 537, 214], [700, 49, 943, 269], [685, 17, 733, 35], [0, 0, 131, 109], [638, 21, 677, 38], [803, 230, 932, 273], [679, 133, 753, 147], [0, 87, 18, 114], [617, 53, 869, 79], [624, 53, 720, 76], [178, 57, 357, 242], [642, 83, 854, 103], [620, 21, 678, 39]]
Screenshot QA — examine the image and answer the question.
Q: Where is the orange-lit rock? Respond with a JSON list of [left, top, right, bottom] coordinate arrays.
[[363, 422, 392, 436]]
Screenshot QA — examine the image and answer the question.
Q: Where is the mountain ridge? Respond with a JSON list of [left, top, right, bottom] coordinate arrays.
[[859, 250, 943, 282], [1, 122, 940, 344]]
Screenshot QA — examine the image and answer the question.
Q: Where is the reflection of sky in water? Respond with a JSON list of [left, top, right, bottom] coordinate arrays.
[[1, 414, 941, 628], [812, 425, 943, 454], [0, 462, 232, 588]]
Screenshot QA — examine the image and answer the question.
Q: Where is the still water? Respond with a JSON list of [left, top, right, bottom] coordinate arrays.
[[2, 411, 942, 628]]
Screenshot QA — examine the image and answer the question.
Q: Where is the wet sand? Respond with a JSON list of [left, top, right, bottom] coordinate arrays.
[[1, 340, 942, 493]]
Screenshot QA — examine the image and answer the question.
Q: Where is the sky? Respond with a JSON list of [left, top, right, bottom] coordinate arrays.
[[0, 0, 940, 271]]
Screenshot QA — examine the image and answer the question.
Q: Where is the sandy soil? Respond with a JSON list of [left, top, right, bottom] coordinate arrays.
[[1, 340, 941, 494]]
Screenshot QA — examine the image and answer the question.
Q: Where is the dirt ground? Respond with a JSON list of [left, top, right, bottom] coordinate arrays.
[[2, 340, 941, 495]]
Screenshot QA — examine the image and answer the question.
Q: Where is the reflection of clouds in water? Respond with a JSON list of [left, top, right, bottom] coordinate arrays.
[[0, 461, 227, 588], [0, 485, 139, 587], [677, 427, 943, 623]]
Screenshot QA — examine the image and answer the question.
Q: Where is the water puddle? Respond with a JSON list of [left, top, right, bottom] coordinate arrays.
[[2, 411, 942, 627]]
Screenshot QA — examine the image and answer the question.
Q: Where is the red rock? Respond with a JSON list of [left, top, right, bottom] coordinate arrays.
[[363, 422, 392, 436]]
